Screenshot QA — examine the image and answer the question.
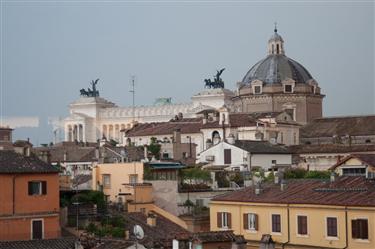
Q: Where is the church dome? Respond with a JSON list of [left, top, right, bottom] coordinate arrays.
[[242, 29, 313, 85]]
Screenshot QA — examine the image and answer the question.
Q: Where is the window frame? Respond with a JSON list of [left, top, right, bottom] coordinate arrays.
[[30, 218, 44, 240], [28, 181, 47, 196], [271, 214, 282, 234], [253, 85, 262, 94], [296, 215, 308, 237], [351, 218, 369, 240], [326, 216, 338, 239], [102, 174, 111, 188], [284, 84, 293, 93], [217, 212, 231, 229], [244, 213, 258, 232], [224, 149, 232, 164]]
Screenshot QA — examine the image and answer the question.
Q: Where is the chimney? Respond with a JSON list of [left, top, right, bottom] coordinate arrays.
[[280, 179, 287, 191], [274, 172, 279, 184], [0, 126, 13, 150], [147, 212, 157, 227], [125, 230, 130, 240], [227, 134, 235, 144], [255, 182, 261, 195], [202, 113, 208, 124], [330, 172, 336, 182], [173, 129, 181, 144]]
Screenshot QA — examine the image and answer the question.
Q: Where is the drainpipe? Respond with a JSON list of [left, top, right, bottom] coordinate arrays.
[[12, 175, 16, 215], [344, 206, 348, 249], [282, 204, 290, 249]]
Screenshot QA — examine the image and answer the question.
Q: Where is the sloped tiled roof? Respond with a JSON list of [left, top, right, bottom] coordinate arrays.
[[0, 150, 59, 174], [234, 140, 290, 154], [0, 238, 76, 249], [33, 146, 97, 163], [124, 212, 191, 248], [289, 144, 375, 154], [301, 115, 375, 138], [193, 230, 240, 243], [126, 119, 202, 137], [212, 176, 375, 207]]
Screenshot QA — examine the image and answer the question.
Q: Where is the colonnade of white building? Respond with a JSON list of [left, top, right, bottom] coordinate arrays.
[[65, 123, 85, 142]]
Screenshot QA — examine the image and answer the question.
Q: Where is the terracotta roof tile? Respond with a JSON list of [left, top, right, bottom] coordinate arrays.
[[0, 238, 76, 249], [301, 115, 375, 138], [212, 176, 375, 207], [0, 150, 59, 174], [289, 144, 375, 154]]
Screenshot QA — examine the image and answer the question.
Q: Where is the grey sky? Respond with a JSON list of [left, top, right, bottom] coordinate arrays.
[[1, 1, 374, 144]]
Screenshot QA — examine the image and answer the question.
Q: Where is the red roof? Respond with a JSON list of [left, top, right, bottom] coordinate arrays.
[[212, 176, 375, 207]]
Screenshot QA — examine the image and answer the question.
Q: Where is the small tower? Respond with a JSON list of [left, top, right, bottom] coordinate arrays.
[[268, 24, 285, 55]]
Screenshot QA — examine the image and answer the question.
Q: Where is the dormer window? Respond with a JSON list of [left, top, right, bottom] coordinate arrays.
[[254, 86, 262, 94], [284, 84, 293, 93]]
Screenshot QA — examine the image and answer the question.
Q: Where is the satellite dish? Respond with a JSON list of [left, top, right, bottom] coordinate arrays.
[[133, 225, 144, 240]]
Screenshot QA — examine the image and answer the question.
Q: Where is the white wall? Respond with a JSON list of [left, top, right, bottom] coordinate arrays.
[[198, 141, 292, 171]]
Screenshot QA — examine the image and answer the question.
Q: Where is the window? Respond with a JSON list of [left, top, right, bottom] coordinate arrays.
[[271, 160, 277, 165], [297, 216, 308, 235], [272, 214, 281, 233], [327, 217, 338, 237], [276, 44, 280, 54], [217, 212, 231, 229], [31, 219, 43, 240], [102, 174, 111, 188], [129, 174, 138, 184], [28, 181, 46, 195], [284, 85, 293, 93], [224, 149, 232, 164], [243, 213, 258, 230], [342, 168, 366, 176], [162, 153, 169, 159], [254, 86, 262, 94], [352, 219, 368, 240]]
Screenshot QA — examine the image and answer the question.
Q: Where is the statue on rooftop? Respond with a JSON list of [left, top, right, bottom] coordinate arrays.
[[204, 68, 225, 89], [80, 78, 100, 97]]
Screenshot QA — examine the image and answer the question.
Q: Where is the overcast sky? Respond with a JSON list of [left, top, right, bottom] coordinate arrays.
[[1, 1, 374, 145]]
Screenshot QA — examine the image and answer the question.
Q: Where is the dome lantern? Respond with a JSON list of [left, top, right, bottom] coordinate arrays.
[[268, 24, 284, 55]]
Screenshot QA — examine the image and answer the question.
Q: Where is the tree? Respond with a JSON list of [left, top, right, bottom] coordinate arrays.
[[147, 137, 161, 159]]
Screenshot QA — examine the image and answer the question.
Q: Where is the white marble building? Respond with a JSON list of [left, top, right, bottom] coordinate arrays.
[[63, 88, 234, 143]]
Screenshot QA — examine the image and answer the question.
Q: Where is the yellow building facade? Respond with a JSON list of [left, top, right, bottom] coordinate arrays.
[[92, 162, 144, 202], [210, 177, 375, 249]]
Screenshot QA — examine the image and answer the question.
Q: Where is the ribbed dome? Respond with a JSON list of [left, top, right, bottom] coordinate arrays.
[[242, 54, 313, 85]]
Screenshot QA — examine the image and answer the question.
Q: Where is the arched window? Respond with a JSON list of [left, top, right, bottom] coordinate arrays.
[[276, 44, 280, 54], [272, 44, 275, 54]]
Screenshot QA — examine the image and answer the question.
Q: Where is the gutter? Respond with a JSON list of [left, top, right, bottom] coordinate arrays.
[[344, 206, 348, 249]]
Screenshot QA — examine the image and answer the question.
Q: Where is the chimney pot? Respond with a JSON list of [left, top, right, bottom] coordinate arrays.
[[274, 172, 279, 184], [330, 172, 336, 182], [280, 179, 287, 191]]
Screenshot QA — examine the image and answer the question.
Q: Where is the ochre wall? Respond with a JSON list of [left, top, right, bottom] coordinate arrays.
[[93, 162, 144, 202], [0, 173, 60, 241], [0, 216, 60, 241], [210, 201, 375, 249], [0, 173, 59, 215]]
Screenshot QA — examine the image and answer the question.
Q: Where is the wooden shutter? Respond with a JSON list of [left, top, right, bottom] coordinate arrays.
[[327, 217, 337, 237], [243, 214, 248, 229], [272, 214, 281, 233], [298, 216, 307, 235], [28, 182, 33, 195], [359, 219, 368, 239], [217, 212, 222, 228], [351, 220, 358, 238], [227, 213, 232, 228], [42, 181, 47, 195], [224, 149, 231, 164], [254, 214, 258, 230]]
